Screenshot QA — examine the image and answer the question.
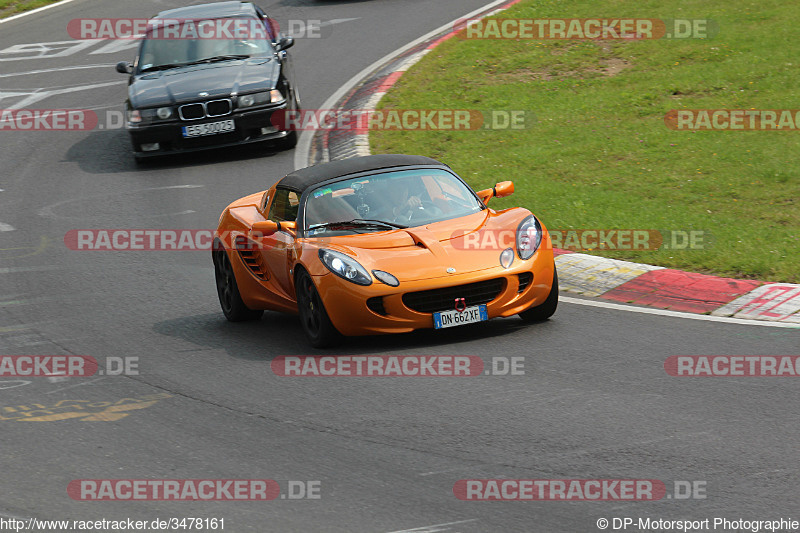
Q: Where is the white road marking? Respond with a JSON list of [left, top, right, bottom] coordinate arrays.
[[0, 0, 80, 24], [385, 520, 478, 533], [287, 18, 361, 38], [45, 376, 106, 395], [0, 380, 31, 390], [0, 223, 14, 232], [561, 295, 800, 329], [2, 81, 124, 110], [0, 64, 115, 79], [38, 185, 204, 219], [0, 40, 97, 61], [294, 0, 515, 170], [0, 266, 59, 274]]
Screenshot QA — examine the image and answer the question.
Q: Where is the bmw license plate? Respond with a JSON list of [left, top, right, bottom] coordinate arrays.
[[182, 119, 235, 137], [433, 304, 488, 329]]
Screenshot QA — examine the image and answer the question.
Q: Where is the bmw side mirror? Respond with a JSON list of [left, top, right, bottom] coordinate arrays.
[[276, 36, 294, 51], [115, 61, 132, 74]]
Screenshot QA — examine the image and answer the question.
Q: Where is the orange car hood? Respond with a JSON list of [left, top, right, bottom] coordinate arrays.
[[313, 209, 530, 281]]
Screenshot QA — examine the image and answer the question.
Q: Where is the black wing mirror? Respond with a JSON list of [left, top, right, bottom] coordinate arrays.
[[276, 36, 294, 51], [115, 61, 132, 74]]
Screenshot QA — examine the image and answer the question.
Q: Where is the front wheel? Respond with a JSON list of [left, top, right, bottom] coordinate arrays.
[[213, 249, 264, 322], [274, 90, 300, 150], [519, 267, 558, 322], [295, 269, 342, 348]]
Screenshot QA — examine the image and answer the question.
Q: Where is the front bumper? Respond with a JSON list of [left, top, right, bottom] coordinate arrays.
[[316, 248, 555, 336], [128, 104, 290, 157]]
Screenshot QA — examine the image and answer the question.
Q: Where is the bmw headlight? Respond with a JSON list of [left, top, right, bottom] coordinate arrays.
[[127, 109, 142, 124], [319, 249, 373, 286], [516, 215, 542, 260], [127, 107, 173, 125], [238, 90, 283, 108]]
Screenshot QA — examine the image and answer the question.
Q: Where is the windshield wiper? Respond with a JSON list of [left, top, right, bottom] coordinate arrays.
[[185, 55, 250, 65], [140, 63, 189, 73], [308, 219, 407, 231]]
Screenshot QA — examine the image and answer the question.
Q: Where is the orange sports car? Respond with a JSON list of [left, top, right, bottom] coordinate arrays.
[[212, 154, 557, 347]]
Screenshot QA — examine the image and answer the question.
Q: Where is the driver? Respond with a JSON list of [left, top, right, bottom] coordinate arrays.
[[367, 177, 424, 222]]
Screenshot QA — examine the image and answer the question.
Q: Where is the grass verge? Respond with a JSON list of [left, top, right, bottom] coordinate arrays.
[[371, 0, 799, 282], [0, 0, 61, 19]]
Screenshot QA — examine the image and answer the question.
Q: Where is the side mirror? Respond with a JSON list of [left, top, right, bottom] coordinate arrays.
[[115, 61, 132, 74], [494, 181, 514, 198], [276, 36, 294, 51], [476, 181, 514, 205], [252, 220, 296, 235]]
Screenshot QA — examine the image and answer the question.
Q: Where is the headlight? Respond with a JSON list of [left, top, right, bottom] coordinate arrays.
[[319, 249, 372, 286], [127, 107, 173, 125], [238, 90, 283, 108], [516, 215, 542, 260]]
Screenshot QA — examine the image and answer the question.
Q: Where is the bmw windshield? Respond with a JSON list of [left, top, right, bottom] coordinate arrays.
[[137, 18, 274, 72]]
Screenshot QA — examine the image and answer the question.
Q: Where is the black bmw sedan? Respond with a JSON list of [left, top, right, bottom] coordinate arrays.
[[116, 1, 300, 160]]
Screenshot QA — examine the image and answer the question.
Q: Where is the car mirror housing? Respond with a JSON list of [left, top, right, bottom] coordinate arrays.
[[494, 181, 514, 198], [476, 181, 514, 204], [276, 36, 294, 51], [252, 220, 296, 235], [115, 61, 132, 74]]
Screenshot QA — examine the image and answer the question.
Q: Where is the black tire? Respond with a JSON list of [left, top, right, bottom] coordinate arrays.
[[274, 89, 300, 150], [519, 267, 558, 323], [295, 269, 342, 348], [274, 129, 297, 150], [213, 249, 264, 322]]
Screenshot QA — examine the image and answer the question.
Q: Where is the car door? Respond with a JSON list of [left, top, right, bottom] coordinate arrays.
[[260, 187, 299, 300]]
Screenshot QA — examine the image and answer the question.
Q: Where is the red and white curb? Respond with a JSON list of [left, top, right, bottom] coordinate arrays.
[[296, 0, 800, 325], [555, 251, 800, 323]]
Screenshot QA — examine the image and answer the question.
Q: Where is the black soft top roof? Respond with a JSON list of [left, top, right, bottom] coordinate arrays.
[[278, 154, 447, 193]]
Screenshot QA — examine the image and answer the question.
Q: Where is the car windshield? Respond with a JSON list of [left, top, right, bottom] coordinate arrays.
[[138, 18, 273, 72], [304, 169, 484, 235]]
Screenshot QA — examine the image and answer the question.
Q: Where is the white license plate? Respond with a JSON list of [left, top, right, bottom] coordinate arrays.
[[182, 119, 235, 138], [433, 304, 488, 329]]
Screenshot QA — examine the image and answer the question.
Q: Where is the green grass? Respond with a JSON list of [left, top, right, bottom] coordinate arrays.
[[0, 0, 60, 18], [371, 0, 800, 282]]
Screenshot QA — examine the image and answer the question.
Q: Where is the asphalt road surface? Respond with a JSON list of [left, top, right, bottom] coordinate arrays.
[[1, 0, 799, 531]]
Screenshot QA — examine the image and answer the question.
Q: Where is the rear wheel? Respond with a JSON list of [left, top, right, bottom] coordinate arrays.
[[295, 269, 342, 348], [519, 267, 558, 322], [213, 249, 264, 322]]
